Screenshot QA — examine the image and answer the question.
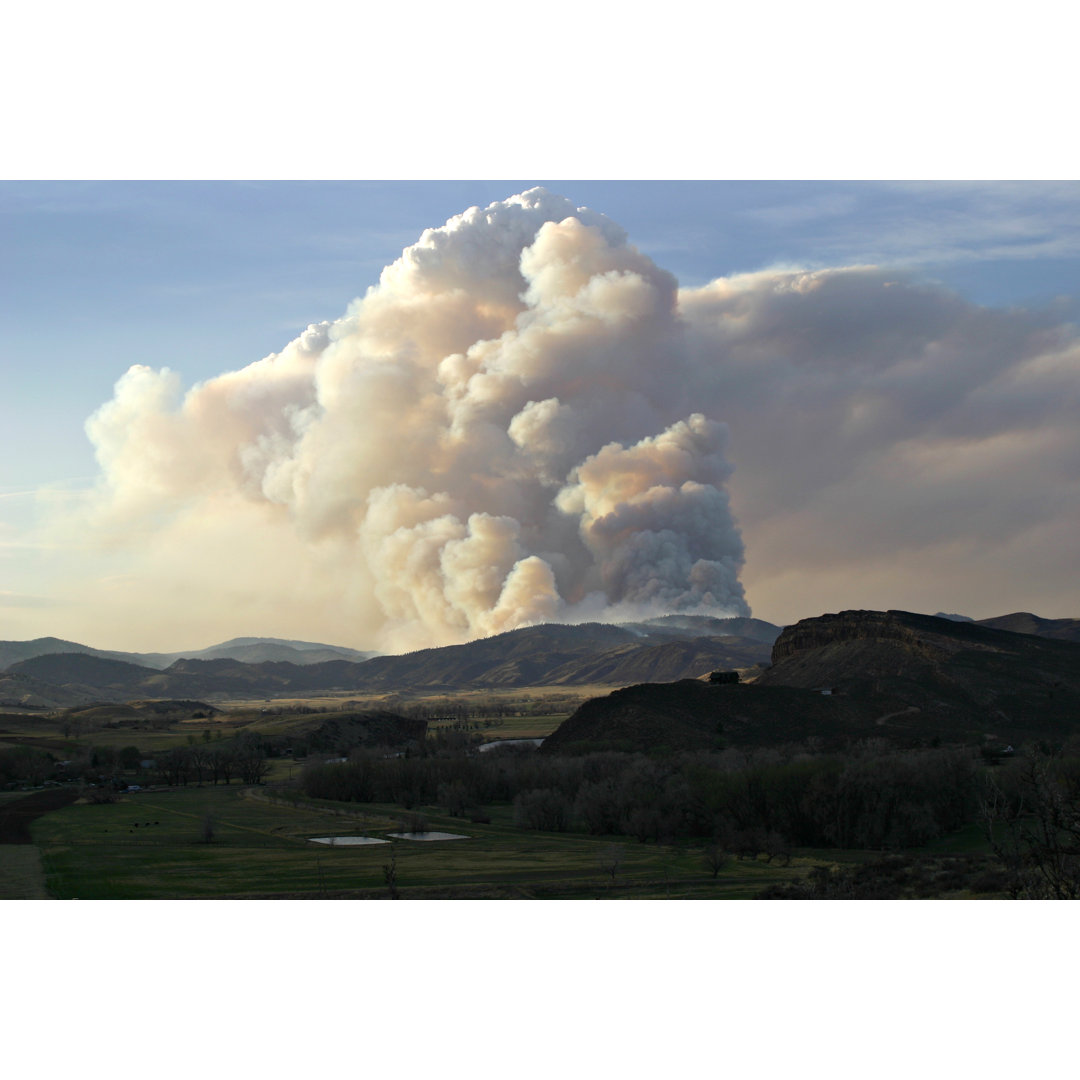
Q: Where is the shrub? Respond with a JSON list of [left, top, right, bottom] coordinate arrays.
[[514, 788, 570, 831]]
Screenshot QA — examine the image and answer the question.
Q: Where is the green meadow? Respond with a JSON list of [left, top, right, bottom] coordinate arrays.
[[3, 693, 1013, 900], [27, 781, 832, 900]]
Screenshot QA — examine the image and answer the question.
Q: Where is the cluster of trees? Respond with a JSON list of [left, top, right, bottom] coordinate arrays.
[[693, 743, 978, 850], [1, 732, 274, 791], [154, 734, 270, 787], [0, 743, 146, 789], [87, 745, 143, 771], [0, 745, 55, 787], [301, 739, 984, 851]]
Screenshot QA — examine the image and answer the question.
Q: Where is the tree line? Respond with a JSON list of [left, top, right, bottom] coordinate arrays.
[[300, 739, 985, 852], [0, 733, 272, 791], [152, 733, 271, 786]]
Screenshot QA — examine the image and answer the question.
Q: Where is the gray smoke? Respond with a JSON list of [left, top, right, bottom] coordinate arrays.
[[78, 189, 750, 649], [67, 187, 1080, 648]]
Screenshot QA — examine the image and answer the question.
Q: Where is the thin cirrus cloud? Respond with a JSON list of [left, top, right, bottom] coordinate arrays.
[[25, 187, 1080, 649], [742, 181, 1080, 271]]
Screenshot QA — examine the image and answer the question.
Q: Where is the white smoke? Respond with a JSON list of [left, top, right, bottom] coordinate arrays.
[[63, 187, 1080, 649], [76, 189, 750, 650]]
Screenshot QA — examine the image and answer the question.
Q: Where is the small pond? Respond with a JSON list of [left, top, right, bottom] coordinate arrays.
[[478, 738, 545, 752], [308, 836, 389, 846], [386, 831, 469, 842]]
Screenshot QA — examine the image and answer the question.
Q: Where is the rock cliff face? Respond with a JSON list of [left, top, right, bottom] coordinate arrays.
[[541, 609, 1080, 752], [754, 609, 1080, 744], [764, 609, 994, 685], [770, 610, 933, 664]]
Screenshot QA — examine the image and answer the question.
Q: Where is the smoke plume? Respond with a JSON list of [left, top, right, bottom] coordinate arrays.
[[78, 189, 750, 650], [65, 187, 1080, 649]]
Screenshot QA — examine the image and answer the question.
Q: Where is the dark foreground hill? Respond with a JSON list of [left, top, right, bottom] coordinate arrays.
[[545, 610, 1080, 753], [293, 711, 428, 754], [542, 679, 881, 753]]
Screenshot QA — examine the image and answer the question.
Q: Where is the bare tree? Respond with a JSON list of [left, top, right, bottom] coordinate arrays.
[[599, 843, 625, 886], [383, 845, 399, 900], [157, 747, 193, 786], [980, 752, 1080, 899], [703, 842, 729, 878], [235, 736, 270, 786]]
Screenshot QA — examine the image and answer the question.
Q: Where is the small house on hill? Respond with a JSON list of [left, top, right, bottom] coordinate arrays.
[[708, 670, 741, 685]]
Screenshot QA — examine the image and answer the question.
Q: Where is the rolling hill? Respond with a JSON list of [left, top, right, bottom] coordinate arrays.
[[753, 610, 1080, 744], [0, 635, 373, 672], [545, 610, 1080, 753], [9, 610, 1076, 737], [1, 617, 780, 702], [974, 612, 1080, 644]]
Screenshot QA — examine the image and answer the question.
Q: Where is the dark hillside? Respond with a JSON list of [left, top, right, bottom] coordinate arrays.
[[542, 636, 770, 686], [0, 671, 103, 709], [9, 652, 161, 692], [297, 711, 427, 754], [0, 637, 145, 671], [545, 610, 1080, 754], [542, 679, 880, 754], [541, 680, 729, 753], [544, 678, 924, 756], [757, 609, 1080, 745], [630, 615, 782, 644]]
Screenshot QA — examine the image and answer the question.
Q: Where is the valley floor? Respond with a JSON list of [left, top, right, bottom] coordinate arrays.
[[15, 781, 1007, 900]]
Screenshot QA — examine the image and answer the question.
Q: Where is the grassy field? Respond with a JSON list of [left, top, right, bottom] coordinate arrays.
[[4, 695, 1014, 900], [0, 685, 596, 759], [0, 845, 49, 898], [27, 781, 838, 899]]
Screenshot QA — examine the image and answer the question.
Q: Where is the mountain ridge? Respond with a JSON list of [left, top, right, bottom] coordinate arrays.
[[0, 635, 374, 672], [4, 610, 1077, 714], [0, 617, 780, 704], [545, 609, 1080, 753]]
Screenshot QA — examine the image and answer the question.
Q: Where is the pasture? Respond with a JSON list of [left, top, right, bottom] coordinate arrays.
[[0, 684, 592, 762], [3, 694, 1014, 900], [27, 781, 825, 899]]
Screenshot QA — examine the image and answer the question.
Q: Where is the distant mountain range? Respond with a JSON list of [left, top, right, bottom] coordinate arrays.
[[973, 612, 1080, 643], [0, 617, 782, 708], [2, 611, 1077, 716], [0, 635, 374, 673], [546, 609, 1080, 753]]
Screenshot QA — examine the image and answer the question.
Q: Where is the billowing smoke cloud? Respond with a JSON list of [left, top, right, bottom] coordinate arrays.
[[75, 189, 750, 650], [61, 188, 1080, 650]]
